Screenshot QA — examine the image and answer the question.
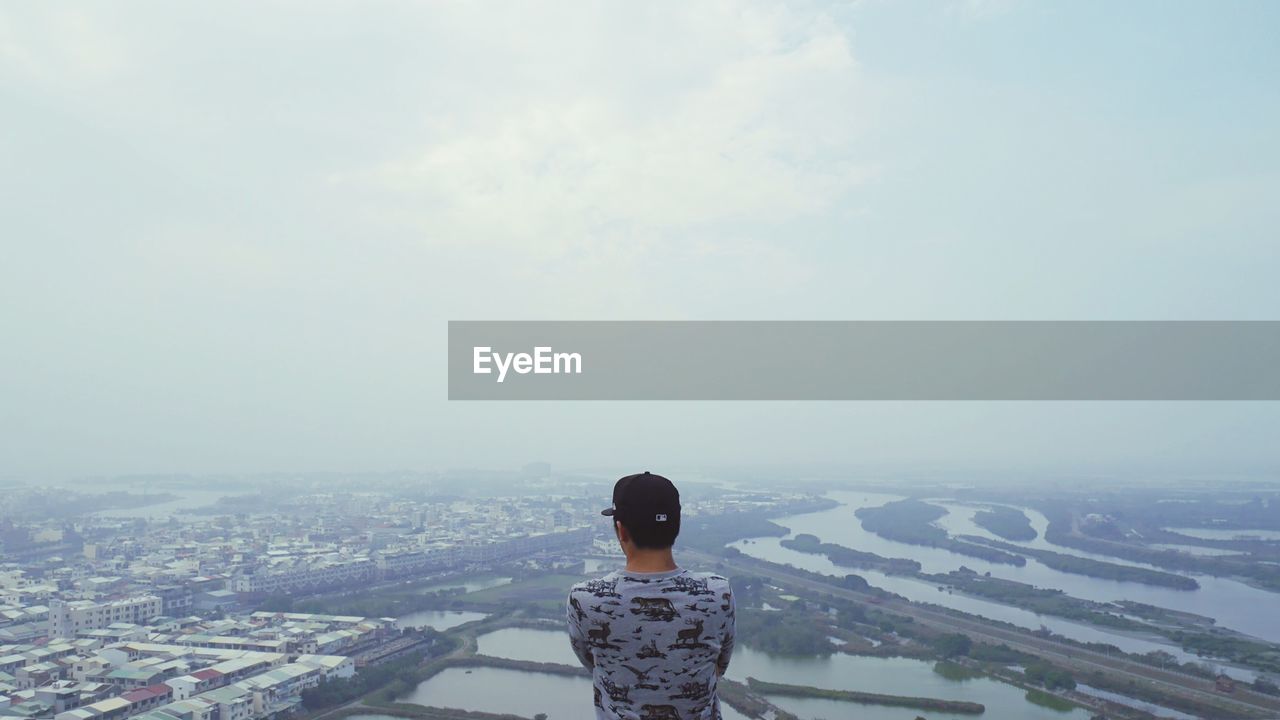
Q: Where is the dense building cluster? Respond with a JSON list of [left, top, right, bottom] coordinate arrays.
[[0, 485, 604, 720], [1, 612, 385, 720]]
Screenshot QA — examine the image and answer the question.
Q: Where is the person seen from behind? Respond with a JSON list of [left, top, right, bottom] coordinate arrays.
[[567, 471, 736, 720]]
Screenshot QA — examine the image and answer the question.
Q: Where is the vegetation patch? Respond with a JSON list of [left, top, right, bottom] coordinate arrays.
[[717, 679, 801, 720], [781, 533, 921, 574], [855, 500, 1027, 566], [932, 660, 984, 681], [1023, 661, 1077, 691], [1040, 506, 1280, 593], [1166, 630, 1280, 676], [1023, 688, 1076, 712], [682, 497, 839, 552], [972, 506, 1037, 541], [926, 570, 1156, 631], [963, 536, 1199, 590], [735, 608, 836, 656]]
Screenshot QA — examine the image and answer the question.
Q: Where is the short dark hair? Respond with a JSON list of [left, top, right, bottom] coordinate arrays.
[[618, 515, 680, 550]]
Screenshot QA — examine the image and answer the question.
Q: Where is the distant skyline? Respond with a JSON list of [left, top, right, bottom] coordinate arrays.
[[2, 1, 1278, 479]]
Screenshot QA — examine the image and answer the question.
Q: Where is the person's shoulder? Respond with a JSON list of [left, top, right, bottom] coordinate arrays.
[[569, 571, 622, 596], [689, 571, 733, 592]]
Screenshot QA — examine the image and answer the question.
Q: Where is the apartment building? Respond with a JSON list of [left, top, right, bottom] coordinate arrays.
[[229, 558, 374, 595], [49, 598, 163, 639]]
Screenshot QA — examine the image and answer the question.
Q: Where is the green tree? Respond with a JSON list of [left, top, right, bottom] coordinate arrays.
[[931, 633, 972, 658]]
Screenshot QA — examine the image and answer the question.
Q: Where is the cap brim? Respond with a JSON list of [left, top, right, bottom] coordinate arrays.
[[600, 508, 615, 516]]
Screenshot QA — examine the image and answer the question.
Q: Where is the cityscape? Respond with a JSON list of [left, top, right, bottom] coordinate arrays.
[[3, 470, 1280, 719], [0, 470, 813, 720]]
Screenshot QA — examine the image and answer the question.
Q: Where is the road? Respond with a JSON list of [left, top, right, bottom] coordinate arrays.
[[689, 550, 1280, 719]]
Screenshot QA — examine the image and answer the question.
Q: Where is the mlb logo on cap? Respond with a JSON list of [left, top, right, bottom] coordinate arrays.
[[656, 514, 668, 522]]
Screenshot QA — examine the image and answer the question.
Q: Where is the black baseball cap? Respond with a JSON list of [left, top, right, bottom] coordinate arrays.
[[601, 471, 680, 527]]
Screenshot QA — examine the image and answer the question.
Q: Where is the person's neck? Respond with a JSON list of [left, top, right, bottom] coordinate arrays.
[[624, 547, 679, 574]]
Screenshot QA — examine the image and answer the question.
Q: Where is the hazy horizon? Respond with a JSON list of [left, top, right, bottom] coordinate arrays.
[[9, 451, 1279, 489]]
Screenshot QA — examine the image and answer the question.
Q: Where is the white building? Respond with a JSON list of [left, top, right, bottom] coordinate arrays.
[[230, 557, 374, 595], [48, 596, 163, 639]]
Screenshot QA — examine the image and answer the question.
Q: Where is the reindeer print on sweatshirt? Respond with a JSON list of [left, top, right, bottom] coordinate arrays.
[[568, 569, 736, 720]]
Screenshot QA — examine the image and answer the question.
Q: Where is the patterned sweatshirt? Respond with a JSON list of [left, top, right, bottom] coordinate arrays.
[[567, 568, 735, 720]]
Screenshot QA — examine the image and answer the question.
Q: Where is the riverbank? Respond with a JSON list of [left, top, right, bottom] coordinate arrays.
[[745, 677, 985, 713], [323, 706, 529, 720]]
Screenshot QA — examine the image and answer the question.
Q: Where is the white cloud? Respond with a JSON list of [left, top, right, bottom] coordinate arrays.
[[357, 2, 870, 257], [0, 7, 128, 91]]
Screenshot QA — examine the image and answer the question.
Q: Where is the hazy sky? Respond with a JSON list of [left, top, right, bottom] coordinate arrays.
[[3, 1, 1278, 480]]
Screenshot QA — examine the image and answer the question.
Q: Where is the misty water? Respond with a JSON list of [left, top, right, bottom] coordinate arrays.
[[395, 610, 487, 631], [1167, 527, 1280, 542], [394, 669, 751, 720], [741, 491, 1280, 643], [1075, 685, 1198, 720], [400, 669, 594, 719], [476, 627, 580, 664], [732, 535, 1194, 657], [466, 627, 1089, 719], [90, 488, 240, 519], [414, 575, 512, 594], [1149, 543, 1244, 557], [729, 646, 1090, 720], [729, 491, 1277, 678]]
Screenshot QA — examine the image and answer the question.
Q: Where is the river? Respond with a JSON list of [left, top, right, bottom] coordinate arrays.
[[91, 487, 241, 519], [414, 575, 512, 594], [926, 498, 1280, 642], [749, 491, 1280, 644], [394, 667, 752, 720], [729, 490, 1275, 679], [730, 535, 1201, 658], [441, 626, 1089, 720], [727, 645, 1090, 720], [395, 609, 488, 631], [1166, 527, 1280, 542], [398, 668, 595, 719]]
